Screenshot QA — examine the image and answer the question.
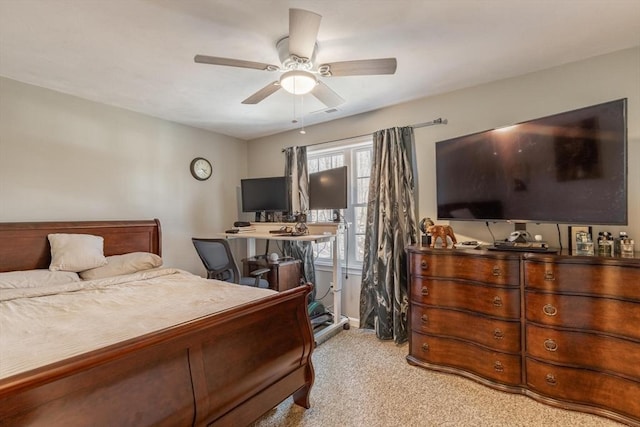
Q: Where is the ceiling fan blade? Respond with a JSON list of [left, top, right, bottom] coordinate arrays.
[[319, 58, 397, 76], [311, 81, 345, 108], [194, 55, 279, 71], [288, 8, 321, 59], [241, 81, 281, 104]]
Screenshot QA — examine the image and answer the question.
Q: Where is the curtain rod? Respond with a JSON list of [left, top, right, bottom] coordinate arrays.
[[282, 117, 448, 152]]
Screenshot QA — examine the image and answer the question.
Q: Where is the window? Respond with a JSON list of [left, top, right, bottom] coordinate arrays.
[[307, 140, 372, 269]]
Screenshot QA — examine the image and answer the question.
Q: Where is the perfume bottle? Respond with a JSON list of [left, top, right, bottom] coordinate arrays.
[[575, 231, 594, 256], [620, 237, 635, 258], [597, 232, 613, 257], [614, 231, 628, 255]]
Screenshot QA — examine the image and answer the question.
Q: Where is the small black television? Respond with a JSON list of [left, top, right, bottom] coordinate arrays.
[[240, 176, 290, 213], [309, 166, 348, 210], [435, 99, 627, 226]]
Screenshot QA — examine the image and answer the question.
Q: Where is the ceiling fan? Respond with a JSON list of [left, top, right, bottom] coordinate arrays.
[[194, 8, 397, 108]]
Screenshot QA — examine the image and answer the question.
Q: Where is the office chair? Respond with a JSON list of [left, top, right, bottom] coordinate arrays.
[[192, 238, 270, 288]]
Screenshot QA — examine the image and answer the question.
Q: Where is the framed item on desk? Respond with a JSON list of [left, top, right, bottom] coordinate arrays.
[[568, 225, 592, 253]]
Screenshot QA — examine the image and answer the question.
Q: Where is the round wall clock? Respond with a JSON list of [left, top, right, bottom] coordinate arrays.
[[190, 157, 212, 181]]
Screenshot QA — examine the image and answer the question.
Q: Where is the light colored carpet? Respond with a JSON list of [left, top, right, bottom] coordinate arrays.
[[253, 328, 623, 427]]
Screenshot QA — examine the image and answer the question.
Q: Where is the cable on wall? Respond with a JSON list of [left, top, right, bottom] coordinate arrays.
[[486, 221, 497, 244], [556, 224, 563, 250]]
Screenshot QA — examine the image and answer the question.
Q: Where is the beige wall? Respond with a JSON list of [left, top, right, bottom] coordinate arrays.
[[247, 47, 640, 323], [0, 77, 248, 274], [1, 48, 637, 323]]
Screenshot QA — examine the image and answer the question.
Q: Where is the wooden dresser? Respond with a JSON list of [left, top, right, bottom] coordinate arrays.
[[407, 249, 523, 390], [406, 245, 640, 426]]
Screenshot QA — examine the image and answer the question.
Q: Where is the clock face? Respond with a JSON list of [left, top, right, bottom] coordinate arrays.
[[190, 157, 212, 181]]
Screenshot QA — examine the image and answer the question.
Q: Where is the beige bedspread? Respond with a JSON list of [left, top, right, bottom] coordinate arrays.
[[0, 268, 276, 379]]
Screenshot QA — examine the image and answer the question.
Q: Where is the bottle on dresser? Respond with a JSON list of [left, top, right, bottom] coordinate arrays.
[[597, 231, 613, 256], [613, 231, 633, 256]]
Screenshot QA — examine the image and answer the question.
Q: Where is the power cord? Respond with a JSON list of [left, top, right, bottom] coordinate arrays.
[[486, 221, 496, 244], [315, 283, 333, 301], [339, 211, 349, 280], [556, 224, 563, 250]]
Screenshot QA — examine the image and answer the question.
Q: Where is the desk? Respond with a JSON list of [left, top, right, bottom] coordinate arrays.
[[221, 222, 349, 344]]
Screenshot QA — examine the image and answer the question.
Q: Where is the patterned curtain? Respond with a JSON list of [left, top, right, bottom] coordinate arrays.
[[283, 146, 316, 289], [359, 127, 418, 343], [284, 146, 309, 214]]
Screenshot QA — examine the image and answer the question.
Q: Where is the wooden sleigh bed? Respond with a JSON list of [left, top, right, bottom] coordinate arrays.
[[0, 219, 315, 426]]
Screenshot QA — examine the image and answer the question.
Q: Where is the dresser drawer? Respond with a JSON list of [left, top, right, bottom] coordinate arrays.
[[524, 260, 640, 300], [411, 305, 520, 353], [411, 278, 520, 319], [526, 291, 640, 341], [408, 252, 519, 286], [526, 324, 640, 379], [411, 332, 522, 386], [526, 357, 640, 422]]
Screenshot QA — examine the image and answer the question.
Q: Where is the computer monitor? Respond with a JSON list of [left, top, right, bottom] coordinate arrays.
[[240, 176, 290, 214], [309, 166, 348, 210]]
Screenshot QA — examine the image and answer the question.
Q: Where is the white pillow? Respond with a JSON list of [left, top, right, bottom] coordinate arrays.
[[48, 233, 107, 272], [0, 269, 81, 289], [79, 252, 163, 280]]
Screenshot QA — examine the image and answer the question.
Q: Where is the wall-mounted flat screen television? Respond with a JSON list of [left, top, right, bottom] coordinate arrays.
[[241, 176, 290, 213], [435, 98, 627, 225], [309, 166, 348, 210]]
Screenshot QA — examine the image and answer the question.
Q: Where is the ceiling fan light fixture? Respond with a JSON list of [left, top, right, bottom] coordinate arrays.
[[280, 70, 317, 95]]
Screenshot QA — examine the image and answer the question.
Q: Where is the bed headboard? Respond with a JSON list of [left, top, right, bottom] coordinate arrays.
[[0, 219, 162, 272]]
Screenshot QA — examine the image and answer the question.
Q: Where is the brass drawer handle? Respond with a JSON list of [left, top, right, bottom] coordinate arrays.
[[544, 271, 555, 281], [543, 304, 558, 316], [421, 343, 429, 352], [493, 329, 504, 340], [421, 314, 429, 323], [493, 296, 503, 307], [494, 361, 504, 372], [545, 373, 557, 386], [420, 260, 428, 270], [492, 266, 502, 276], [544, 339, 558, 352], [421, 287, 429, 296]]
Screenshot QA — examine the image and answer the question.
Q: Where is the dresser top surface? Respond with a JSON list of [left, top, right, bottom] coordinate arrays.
[[406, 245, 640, 266]]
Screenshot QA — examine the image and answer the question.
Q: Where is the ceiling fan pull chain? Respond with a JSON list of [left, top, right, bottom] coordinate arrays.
[[291, 95, 298, 125], [300, 96, 306, 134]]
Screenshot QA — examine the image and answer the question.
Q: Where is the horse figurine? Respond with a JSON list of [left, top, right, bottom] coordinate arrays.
[[420, 218, 457, 248]]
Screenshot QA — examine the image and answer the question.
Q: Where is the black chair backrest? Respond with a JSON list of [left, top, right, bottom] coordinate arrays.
[[192, 238, 240, 283]]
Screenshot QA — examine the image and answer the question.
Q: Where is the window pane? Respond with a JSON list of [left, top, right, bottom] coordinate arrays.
[[356, 150, 371, 177], [308, 143, 371, 266], [356, 235, 366, 262], [309, 209, 336, 224], [356, 177, 369, 204], [354, 206, 367, 233], [315, 242, 332, 259], [318, 157, 331, 171], [308, 158, 318, 173], [332, 155, 344, 168], [317, 209, 332, 222]]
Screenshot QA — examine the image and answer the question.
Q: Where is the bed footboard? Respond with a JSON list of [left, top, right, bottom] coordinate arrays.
[[190, 284, 315, 426], [0, 285, 314, 427]]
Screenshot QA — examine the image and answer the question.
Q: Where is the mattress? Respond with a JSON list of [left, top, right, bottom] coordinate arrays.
[[0, 268, 276, 379]]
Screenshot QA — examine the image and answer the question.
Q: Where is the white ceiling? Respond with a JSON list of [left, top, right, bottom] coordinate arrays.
[[1, 0, 639, 141]]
